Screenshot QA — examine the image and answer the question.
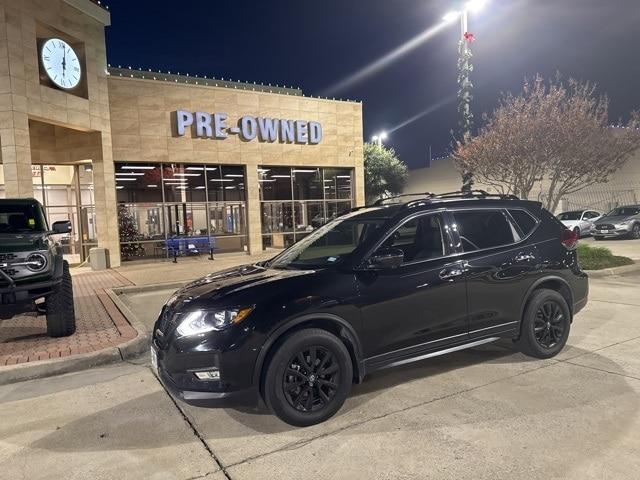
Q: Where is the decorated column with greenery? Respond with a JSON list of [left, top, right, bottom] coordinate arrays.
[[458, 25, 475, 192]]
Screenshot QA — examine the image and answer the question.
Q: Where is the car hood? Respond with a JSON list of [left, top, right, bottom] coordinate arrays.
[[174, 263, 315, 303], [560, 220, 580, 228], [595, 215, 637, 225], [0, 232, 50, 253]]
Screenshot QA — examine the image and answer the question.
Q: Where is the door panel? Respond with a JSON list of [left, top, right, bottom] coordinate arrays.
[[448, 208, 538, 337], [357, 212, 468, 362]]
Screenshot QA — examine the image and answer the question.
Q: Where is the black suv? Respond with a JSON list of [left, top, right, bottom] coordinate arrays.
[[152, 191, 588, 426], [0, 199, 76, 337]]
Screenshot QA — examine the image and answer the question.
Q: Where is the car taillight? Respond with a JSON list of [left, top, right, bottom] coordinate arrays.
[[561, 228, 579, 250]]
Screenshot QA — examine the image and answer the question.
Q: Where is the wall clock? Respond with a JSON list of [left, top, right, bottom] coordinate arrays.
[[41, 38, 81, 90]]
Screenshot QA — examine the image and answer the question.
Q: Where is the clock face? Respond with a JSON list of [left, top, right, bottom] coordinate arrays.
[[41, 38, 81, 90]]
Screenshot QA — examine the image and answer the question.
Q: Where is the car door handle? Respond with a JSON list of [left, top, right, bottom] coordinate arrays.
[[439, 267, 464, 280], [514, 253, 536, 263]]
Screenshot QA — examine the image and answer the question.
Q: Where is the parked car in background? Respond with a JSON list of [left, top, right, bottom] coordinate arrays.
[[557, 210, 601, 237], [152, 191, 589, 426], [593, 205, 640, 240]]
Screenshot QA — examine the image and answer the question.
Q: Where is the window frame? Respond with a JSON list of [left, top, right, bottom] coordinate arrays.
[[360, 209, 455, 268]]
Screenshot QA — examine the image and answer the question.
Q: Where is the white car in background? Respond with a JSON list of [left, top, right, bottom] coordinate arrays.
[[557, 210, 602, 237]]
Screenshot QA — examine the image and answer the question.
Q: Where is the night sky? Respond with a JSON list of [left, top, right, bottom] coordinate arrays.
[[105, 0, 640, 170]]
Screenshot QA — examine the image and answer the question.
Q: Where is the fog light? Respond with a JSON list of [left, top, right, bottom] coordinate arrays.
[[194, 369, 220, 381]]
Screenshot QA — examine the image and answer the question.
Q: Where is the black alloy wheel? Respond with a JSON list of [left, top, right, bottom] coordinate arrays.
[[533, 301, 566, 349], [283, 346, 339, 413], [515, 289, 571, 359], [573, 226, 580, 238], [263, 328, 352, 427], [632, 224, 640, 239]]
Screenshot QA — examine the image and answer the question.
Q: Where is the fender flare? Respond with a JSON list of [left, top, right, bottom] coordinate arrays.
[[251, 313, 365, 389], [519, 275, 575, 322]]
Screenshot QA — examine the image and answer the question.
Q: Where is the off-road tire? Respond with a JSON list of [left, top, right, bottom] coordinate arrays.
[[515, 289, 570, 359], [263, 328, 352, 427], [46, 260, 76, 337]]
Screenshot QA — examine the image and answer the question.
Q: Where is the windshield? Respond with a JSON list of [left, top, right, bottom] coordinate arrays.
[[606, 207, 640, 217], [557, 211, 582, 221], [268, 211, 387, 269], [0, 204, 48, 233]]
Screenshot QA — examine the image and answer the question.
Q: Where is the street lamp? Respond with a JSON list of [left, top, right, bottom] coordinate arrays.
[[371, 131, 388, 147], [443, 0, 487, 192]]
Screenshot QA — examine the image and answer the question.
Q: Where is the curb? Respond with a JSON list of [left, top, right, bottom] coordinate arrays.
[[585, 261, 640, 278], [0, 285, 173, 386]]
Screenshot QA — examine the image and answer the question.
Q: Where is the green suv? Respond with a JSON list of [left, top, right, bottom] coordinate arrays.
[[0, 198, 76, 337]]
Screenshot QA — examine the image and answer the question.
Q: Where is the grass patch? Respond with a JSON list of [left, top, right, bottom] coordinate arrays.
[[577, 243, 634, 270]]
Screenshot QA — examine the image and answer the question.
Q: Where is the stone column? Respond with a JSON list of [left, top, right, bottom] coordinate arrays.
[[0, 4, 33, 198], [91, 131, 121, 267], [245, 163, 263, 255]]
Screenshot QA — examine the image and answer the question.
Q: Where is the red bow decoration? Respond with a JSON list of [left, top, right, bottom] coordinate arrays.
[[464, 32, 475, 43]]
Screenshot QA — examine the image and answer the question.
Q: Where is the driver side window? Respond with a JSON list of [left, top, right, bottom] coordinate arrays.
[[380, 214, 446, 264]]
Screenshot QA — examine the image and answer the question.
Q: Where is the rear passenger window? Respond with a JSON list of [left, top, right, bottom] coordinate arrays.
[[453, 210, 518, 251], [508, 209, 538, 236]]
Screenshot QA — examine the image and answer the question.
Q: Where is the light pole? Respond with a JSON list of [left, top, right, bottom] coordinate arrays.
[[443, 0, 486, 192], [371, 131, 388, 148]]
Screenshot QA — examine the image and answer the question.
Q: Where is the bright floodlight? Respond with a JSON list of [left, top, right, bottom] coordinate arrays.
[[442, 11, 460, 23], [465, 0, 487, 12], [380, 131, 388, 140], [372, 135, 379, 141]]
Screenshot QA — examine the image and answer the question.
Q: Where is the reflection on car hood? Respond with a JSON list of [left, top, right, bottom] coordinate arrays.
[[176, 263, 314, 301], [595, 215, 637, 224], [0, 232, 49, 253]]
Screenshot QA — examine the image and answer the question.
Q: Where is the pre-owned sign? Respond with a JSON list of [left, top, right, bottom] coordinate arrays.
[[173, 110, 323, 145]]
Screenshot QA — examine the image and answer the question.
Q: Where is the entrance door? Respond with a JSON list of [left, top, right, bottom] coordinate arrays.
[[356, 212, 469, 366]]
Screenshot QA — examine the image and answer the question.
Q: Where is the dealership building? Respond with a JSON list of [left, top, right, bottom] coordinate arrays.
[[0, 0, 365, 267]]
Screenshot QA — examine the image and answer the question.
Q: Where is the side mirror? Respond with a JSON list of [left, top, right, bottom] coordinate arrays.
[[367, 247, 404, 270], [52, 220, 72, 234]]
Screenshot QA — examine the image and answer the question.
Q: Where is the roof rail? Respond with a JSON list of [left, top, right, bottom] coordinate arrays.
[[432, 190, 520, 200], [373, 192, 436, 206]]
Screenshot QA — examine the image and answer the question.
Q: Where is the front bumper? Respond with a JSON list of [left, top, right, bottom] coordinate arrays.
[[152, 339, 259, 408], [593, 225, 632, 237]]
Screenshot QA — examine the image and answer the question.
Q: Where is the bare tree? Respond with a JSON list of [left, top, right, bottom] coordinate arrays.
[[453, 75, 640, 210]]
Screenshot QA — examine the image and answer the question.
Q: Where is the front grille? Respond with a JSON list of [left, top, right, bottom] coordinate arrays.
[[0, 267, 18, 276], [0, 253, 17, 262], [596, 224, 614, 230]]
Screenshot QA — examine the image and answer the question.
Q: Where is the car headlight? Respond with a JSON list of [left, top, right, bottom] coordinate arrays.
[[26, 253, 48, 271], [175, 307, 254, 337]]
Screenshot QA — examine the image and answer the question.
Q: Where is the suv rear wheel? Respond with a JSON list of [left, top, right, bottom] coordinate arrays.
[[263, 328, 352, 427], [516, 289, 570, 359], [46, 260, 76, 337]]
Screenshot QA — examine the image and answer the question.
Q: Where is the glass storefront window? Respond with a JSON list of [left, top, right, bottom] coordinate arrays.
[[323, 168, 352, 200], [115, 163, 163, 203], [293, 167, 323, 200], [115, 162, 248, 261], [259, 166, 354, 248], [259, 166, 292, 201], [163, 164, 207, 203]]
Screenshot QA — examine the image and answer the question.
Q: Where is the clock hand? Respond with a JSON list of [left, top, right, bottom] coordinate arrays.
[[62, 47, 66, 75]]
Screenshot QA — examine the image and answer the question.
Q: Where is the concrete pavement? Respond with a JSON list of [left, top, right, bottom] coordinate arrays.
[[1, 273, 639, 479]]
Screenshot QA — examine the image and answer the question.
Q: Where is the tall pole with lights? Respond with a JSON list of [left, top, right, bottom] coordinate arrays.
[[458, 9, 474, 192], [445, 1, 485, 193]]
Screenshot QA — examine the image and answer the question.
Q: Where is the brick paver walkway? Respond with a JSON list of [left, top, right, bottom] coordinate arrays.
[[0, 270, 137, 366]]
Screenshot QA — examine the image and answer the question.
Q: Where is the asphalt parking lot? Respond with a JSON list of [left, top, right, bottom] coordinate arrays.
[[1, 272, 639, 480]]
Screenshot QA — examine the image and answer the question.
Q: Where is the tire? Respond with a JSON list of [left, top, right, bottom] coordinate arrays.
[[46, 260, 76, 337], [573, 226, 580, 238], [631, 223, 640, 240], [593, 236, 603, 241], [263, 328, 353, 427], [515, 289, 570, 359]]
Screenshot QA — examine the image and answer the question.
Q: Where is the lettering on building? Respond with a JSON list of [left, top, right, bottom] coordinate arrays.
[[172, 110, 323, 145]]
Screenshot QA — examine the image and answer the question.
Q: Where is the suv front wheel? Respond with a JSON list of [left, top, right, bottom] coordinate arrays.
[[46, 260, 76, 337], [263, 328, 353, 427], [516, 289, 570, 359]]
